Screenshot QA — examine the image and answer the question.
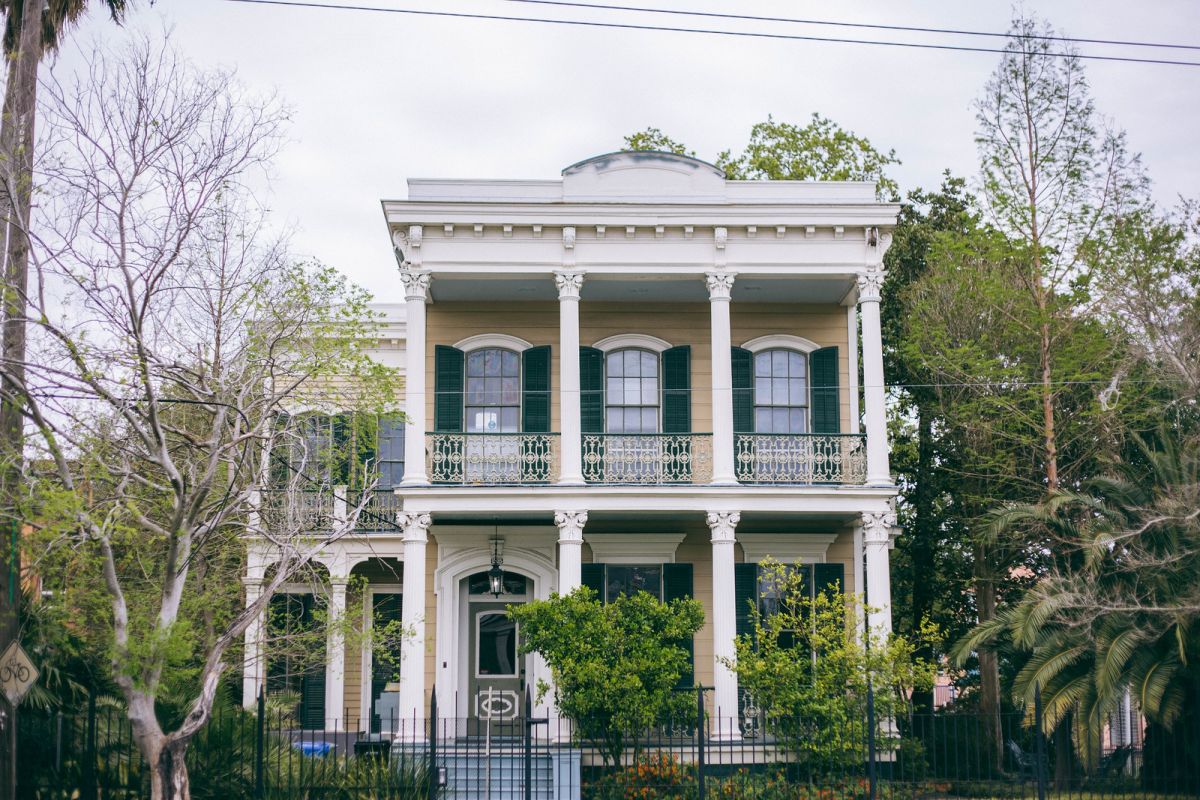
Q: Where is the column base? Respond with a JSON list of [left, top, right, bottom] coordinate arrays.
[[399, 477, 431, 488], [555, 478, 586, 487]]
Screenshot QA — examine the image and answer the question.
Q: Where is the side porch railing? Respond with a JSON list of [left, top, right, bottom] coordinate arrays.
[[581, 433, 713, 484], [427, 432, 559, 484], [734, 433, 867, 484]]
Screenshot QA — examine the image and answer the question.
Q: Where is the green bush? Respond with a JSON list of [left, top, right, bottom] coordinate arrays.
[[584, 754, 697, 800]]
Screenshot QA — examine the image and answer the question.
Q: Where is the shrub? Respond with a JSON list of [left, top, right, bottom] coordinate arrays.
[[585, 754, 697, 800]]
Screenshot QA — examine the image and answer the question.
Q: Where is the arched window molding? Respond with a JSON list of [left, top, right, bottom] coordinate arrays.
[[741, 334, 820, 354], [592, 333, 672, 353], [453, 333, 533, 353]]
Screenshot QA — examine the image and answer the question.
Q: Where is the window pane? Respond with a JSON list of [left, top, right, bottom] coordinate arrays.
[[772, 379, 789, 405], [607, 352, 623, 377], [789, 378, 806, 405], [477, 613, 517, 676], [466, 377, 484, 405], [641, 351, 657, 377], [642, 408, 657, 432], [773, 408, 789, 432], [756, 408, 774, 432], [467, 350, 485, 376], [502, 377, 520, 405], [641, 378, 658, 405], [483, 377, 501, 405], [772, 350, 788, 375], [605, 565, 663, 601], [625, 350, 640, 377], [790, 352, 805, 377], [624, 380, 641, 405], [502, 350, 519, 376], [607, 377, 622, 401], [791, 408, 807, 433], [483, 349, 500, 376], [607, 407, 624, 432], [501, 407, 518, 432], [755, 352, 771, 377], [755, 378, 771, 405]]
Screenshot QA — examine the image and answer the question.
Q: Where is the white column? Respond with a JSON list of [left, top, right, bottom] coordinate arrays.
[[857, 265, 891, 486], [397, 511, 432, 737], [707, 511, 741, 738], [706, 273, 737, 485], [324, 577, 349, 729], [399, 268, 432, 486], [862, 509, 896, 640], [241, 578, 266, 708], [846, 304, 861, 430], [554, 510, 588, 594], [555, 271, 585, 485]]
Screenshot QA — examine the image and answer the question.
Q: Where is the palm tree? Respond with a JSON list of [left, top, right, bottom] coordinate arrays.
[[0, 1, 128, 793], [953, 433, 1200, 779]]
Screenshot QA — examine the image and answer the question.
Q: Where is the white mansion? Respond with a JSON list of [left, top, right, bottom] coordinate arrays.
[[241, 151, 900, 739]]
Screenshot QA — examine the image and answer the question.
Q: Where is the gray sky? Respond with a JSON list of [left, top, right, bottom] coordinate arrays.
[[57, 0, 1200, 299]]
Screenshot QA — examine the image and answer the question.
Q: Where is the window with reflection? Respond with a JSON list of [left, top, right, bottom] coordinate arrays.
[[604, 564, 663, 602], [605, 349, 659, 433], [477, 612, 518, 676], [466, 348, 521, 433], [754, 349, 808, 433]]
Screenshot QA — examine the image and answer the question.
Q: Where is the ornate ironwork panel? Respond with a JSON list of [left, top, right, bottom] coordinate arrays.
[[734, 433, 867, 484], [346, 489, 403, 532], [260, 490, 332, 532], [427, 433, 559, 485], [581, 433, 712, 484]]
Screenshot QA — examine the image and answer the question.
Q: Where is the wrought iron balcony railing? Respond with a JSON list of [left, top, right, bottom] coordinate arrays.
[[259, 489, 332, 532], [427, 432, 559, 485], [344, 489, 403, 532], [581, 433, 712, 485], [734, 433, 867, 484]]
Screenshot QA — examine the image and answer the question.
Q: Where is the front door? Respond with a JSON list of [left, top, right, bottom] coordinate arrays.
[[467, 602, 524, 737]]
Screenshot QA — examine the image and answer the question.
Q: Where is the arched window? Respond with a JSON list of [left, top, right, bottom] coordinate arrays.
[[465, 347, 520, 433], [605, 348, 659, 433], [754, 349, 808, 433]]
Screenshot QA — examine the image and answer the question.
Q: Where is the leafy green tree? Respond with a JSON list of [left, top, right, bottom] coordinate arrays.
[[622, 113, 899, 198], [621, 126, 694, 157], [728, 560, 938, 774], [510, 587, 703, 766]]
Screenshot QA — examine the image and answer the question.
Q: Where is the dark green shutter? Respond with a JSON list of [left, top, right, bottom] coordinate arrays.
[[434, 345, 464, 433], [580, 346, 605, 482], [731, 347, 754, 433], [300, 673, 326, 730], [521, 346, 552, 433], [663, 563, 695, 689], [521, 346, 553, 481], [579, 347, 604, 433], [661, 346, 691, 434], [735, 562, 759, 639], [581, 563, 606, 601], [810, 346, 840, 434], [812, 562, 845, 601]]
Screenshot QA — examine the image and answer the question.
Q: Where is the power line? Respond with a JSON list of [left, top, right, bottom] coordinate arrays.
[[218, 0, 1200, 68], [500, 0, 1200, 53]]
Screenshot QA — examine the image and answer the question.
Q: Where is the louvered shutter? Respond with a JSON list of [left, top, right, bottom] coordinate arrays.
[[521, 346, 552, 481], [433, 345, 464, 433], [734, 562, 759, 639], [810, 346, 840, 434], [580, 346, 604, 481], [581, 563, 606, 601], [661, 346, 691, 433], [731, 347, 754, 432], [663, 563, 695, 689]]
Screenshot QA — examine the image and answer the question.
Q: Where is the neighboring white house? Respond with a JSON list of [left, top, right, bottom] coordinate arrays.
[[241, 151, 900, 740]]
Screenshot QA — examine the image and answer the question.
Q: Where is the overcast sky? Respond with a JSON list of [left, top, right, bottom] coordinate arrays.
[[54, 0, 1200, 299]]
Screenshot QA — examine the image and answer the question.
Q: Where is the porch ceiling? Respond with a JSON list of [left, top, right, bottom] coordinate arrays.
[[428, 275, 854, 304]]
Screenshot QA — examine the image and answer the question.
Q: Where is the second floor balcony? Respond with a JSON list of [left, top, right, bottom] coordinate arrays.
[[425, 431, 866, 486]]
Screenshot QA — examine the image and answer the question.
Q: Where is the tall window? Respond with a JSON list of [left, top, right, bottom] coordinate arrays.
[[375, 415, 405, 488], [465, 348, 520, 433], [604, 565, 663, 602], [754, 349, 808, 433], [605, 349, 659, 433]]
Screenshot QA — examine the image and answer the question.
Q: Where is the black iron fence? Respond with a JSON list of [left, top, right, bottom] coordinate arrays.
[[15, 686, 1200, 799]]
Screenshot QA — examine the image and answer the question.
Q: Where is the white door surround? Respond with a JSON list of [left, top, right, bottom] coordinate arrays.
[[433, 528, 558, 725]]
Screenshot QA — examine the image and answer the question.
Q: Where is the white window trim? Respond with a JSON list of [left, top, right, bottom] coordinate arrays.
[[741, 334, 821, 354], [585, 532, 687, 563], [454, 333, 533, 353], [739, 533, 838, 564], [593, 333, 672, 353]]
